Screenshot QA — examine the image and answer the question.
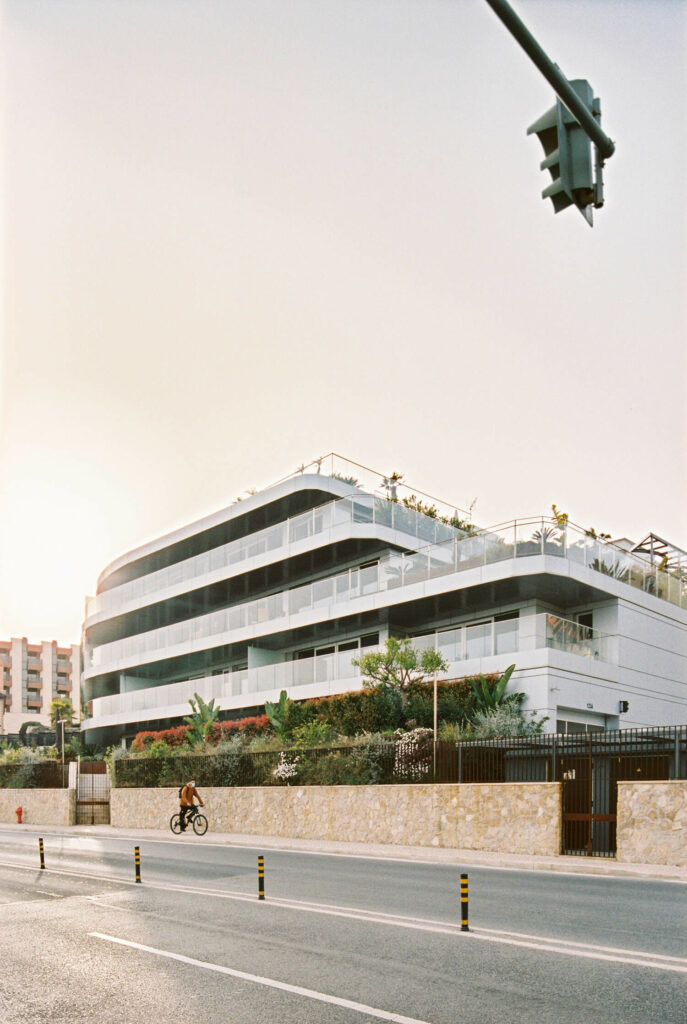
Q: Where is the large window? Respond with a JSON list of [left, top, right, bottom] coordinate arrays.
[[432, 613, 519, 662]]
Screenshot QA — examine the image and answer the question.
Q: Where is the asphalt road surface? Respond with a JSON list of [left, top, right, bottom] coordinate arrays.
[[0, 828, 685, 1024]]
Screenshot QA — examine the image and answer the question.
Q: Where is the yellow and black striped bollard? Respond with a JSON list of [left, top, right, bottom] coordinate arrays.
[[460, 873, 469, 932], [258, 855, 265, 900], [39, 837, 45, 870], [134, 846, 141, 883]]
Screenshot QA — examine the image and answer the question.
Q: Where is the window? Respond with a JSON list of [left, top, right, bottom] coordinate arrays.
[[556, 719, 605, 735]]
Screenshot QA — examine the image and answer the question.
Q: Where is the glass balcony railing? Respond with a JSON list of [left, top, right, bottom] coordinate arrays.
[[86, 489, 463, 620], [85, 516, 680, 677], [86, 612, 614, 723]]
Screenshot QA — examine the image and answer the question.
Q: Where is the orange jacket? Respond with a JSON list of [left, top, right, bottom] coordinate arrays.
[[180, 783, 204, 807]]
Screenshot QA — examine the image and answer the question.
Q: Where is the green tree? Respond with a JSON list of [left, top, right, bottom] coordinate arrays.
[[18, 720, 45, 739], [183, 693, 220, 744], [352, 637, 448, 696], [49, 697, 75, 728]]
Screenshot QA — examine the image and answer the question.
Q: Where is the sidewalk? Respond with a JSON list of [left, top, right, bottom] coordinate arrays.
[[7, 822, 687, 882]]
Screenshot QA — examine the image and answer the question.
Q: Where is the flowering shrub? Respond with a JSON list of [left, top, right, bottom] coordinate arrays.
[[131, 725, 191, 752], [206, 715, 270, 743], [393, 727, 433, 781], [272, 751, 300, 782]]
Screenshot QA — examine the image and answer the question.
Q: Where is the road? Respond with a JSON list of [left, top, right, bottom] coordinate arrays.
[[0, 828, 685, 1023]]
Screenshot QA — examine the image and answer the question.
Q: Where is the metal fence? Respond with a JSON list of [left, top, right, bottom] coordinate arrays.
[[114, 741, 405, 789], [434, 725, 686, 784], [0, 761, 69, 789]]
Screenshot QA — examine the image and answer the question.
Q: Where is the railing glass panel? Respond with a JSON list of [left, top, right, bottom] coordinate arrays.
[[87, 487, 463, 620], [87, 516, 682, 674], [88, 612, 617, 723]]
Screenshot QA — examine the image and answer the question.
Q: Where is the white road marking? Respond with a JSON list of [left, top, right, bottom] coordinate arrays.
[[89, 932, 431, 1024], [4, 856, 686, 973]]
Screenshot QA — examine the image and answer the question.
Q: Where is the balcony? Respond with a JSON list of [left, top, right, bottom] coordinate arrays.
[[85, 515, 663, 680], [85, 491, 462, 621], [85, 614, 614, 725]]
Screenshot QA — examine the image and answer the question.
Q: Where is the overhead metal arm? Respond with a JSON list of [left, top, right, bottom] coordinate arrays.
[[484, 0, 615, 159]]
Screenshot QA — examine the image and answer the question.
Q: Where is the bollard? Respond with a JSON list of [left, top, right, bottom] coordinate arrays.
[[39, 837, 45, 870], [460, 873, 469, 932], [134, 846, 141, 884], [258, 855, 265, 900]]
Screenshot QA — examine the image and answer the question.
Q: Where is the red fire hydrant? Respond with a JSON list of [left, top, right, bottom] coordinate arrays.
[[16, 807, 22, 824]]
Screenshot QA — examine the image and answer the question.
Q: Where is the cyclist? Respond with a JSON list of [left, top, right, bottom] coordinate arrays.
[[179, 779, 204, 832]]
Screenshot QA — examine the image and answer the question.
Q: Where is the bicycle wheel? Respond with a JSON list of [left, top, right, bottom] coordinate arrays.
[[170, 813, 183, 835], [193, 813, 208, 836]]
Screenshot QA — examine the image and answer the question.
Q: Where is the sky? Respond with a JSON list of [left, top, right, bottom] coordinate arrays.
[[1, 0, 685, 646]]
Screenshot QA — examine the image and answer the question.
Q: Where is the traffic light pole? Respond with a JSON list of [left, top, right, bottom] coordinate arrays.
[[484, 0, 615, 160]]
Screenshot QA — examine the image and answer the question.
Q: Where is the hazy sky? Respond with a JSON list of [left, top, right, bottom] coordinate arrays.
[[1, 0, 685, 645]]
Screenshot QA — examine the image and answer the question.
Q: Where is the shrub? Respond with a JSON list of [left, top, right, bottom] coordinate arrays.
[[131, 714, 270, 753], [393, 728, 433, 781], [131, 725, 191, 753], [207, 715, 270, 744], [471, 705, 548, 738], [291, 720, 338, 747]]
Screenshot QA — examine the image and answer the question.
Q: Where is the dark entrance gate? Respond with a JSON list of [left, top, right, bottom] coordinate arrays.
[[559, 730, 678, 857], [560, 739, 616, 857], [76, 761, 110, 825]]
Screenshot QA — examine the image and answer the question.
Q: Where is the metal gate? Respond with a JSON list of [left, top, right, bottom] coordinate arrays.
[[76, 761, 110, 825], [560, 732, 676, 857]]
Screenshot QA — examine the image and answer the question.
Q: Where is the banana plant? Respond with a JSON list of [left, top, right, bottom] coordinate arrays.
[[265, 689, 290, 740], [184, 692, 220, 743], [469, 664, 516, 714]]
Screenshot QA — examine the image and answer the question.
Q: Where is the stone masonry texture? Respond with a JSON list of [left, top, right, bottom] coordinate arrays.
[[0, 788, 75, 826], [616, 780, 687, 867], [111, 782, 562, 855]]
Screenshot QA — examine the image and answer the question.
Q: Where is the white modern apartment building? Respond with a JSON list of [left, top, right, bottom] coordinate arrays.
[[81, 456, 687, 748], [0, 637, 81, 734]]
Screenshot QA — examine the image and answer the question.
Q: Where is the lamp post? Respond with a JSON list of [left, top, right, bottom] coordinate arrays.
[[433, 671, 438, 779], [58, 718, 67, 765]]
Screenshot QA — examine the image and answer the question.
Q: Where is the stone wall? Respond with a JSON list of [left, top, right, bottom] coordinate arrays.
[[616, 780, 687, 867], [111, 782, 561, 855], [0, 788, 76, 826]]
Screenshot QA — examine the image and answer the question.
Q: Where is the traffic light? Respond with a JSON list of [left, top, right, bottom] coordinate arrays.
[[527, 79, 600, 225]]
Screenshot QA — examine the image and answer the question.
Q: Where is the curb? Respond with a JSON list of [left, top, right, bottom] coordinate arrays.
[[3, 823, 686, 882]]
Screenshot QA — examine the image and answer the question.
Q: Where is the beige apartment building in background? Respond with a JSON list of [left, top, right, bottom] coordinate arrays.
[[0, 638, 81, 734]]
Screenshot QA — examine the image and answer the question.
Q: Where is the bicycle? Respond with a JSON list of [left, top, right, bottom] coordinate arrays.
[[170, 805, 208, 836]]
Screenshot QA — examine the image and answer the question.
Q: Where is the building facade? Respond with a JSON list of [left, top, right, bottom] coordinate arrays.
[[0, 637, 81, 734], [81, 460, 687, 748]]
